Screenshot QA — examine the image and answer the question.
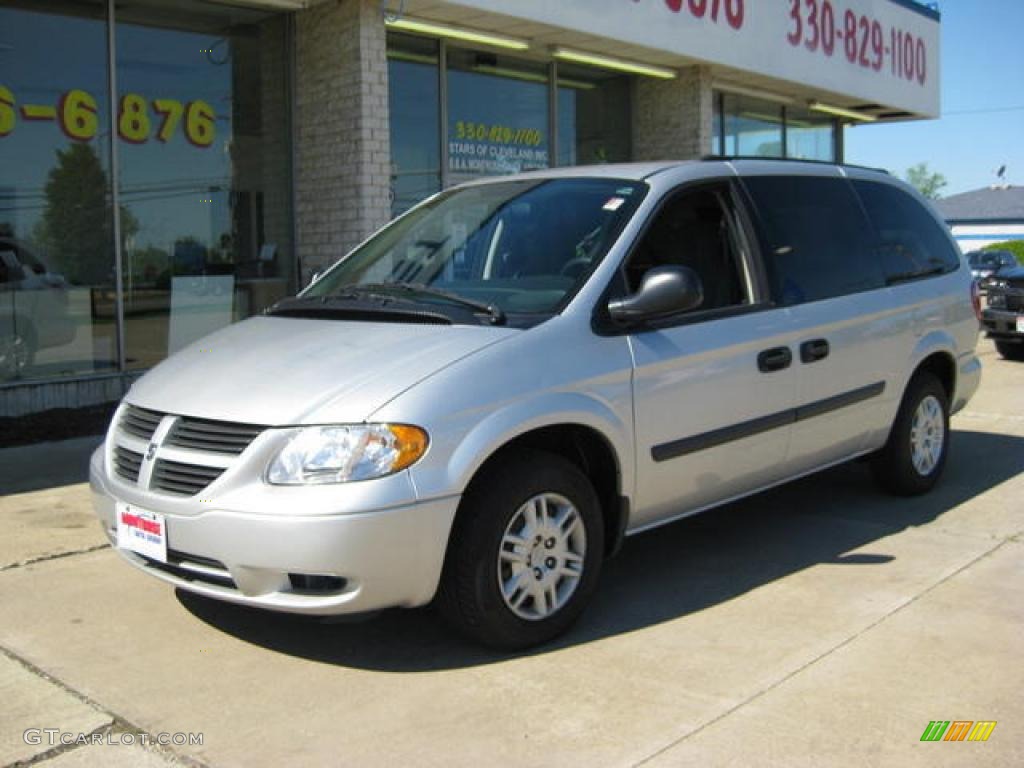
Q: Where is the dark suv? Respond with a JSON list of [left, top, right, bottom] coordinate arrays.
[[982, 265, 1024, 360], [968, 250, 1017, 293]]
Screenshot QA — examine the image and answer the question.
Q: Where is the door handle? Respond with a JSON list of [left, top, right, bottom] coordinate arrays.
[[757, 346, 793, 373], [800, 338, 830, 363]]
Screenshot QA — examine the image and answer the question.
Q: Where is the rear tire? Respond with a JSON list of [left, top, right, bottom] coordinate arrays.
[[871, 372, 949, 496], [995, 340, 1024, 361], [438, 452, 604, 650]]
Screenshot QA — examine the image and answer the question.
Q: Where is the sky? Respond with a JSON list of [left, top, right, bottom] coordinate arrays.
[[844, 0, 1024, 196]]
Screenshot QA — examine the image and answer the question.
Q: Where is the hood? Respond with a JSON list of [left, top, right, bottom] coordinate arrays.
[[126, 316, 514, 425], [995, 265, 1024, 282]]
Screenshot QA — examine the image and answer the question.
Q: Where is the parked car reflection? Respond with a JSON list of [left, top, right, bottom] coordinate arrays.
[[0, 238, 76, 381]]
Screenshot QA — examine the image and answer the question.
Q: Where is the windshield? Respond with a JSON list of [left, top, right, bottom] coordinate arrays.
[[303, 178, 646, 322], [970, 251, 1015, 268]]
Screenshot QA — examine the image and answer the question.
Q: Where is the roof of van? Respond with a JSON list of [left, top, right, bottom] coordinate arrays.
[[456, 158, 890, 184]]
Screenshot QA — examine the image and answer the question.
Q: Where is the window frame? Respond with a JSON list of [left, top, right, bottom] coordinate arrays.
[[594, 178, 773, 334]]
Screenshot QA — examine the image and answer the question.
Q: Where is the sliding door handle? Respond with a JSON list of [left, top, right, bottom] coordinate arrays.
[[757, 346, 793, 373], [800, 339, 830, 363]]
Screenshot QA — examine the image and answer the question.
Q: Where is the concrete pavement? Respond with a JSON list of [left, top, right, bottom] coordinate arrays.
[[0, 340, 1021, 767]]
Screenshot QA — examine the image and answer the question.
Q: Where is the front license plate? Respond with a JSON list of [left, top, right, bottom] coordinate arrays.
[[1017, 316, 1024, 333], [116, 504, 167, 563]]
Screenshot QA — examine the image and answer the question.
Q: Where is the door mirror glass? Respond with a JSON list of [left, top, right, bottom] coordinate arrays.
[[607, 265, 704, 323]]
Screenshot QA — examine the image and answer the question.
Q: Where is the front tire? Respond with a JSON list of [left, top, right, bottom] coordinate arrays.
[[438, 452, 604, 650], [995, 340, 1024, 361], [871, 372, 949, 496]]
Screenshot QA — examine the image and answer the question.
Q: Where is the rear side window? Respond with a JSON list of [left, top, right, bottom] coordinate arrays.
[[851, 180, 960, 283], [742, 176, 884, 306]]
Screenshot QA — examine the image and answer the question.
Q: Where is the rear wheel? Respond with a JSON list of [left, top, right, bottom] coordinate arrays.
[[438, 452, 604, 650], [871, 372, 949, 496], [995, 340, 1024, 361]]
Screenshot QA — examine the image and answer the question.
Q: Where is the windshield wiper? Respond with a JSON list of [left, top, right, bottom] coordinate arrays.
[[266, 295, 453, 325], [348, 283, 506, 326]]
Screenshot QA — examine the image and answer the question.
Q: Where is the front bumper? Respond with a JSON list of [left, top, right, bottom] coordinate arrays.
[[982, 308, 1024, 342], [89, 446, 459, 615]]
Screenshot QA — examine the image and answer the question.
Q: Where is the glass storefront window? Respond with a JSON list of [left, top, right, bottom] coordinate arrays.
[[785, 105, 836, 161], [556, 62, 631, 167], [0, 1, 117, 383], [446, 49, 550, 185], [114, 5, 293, 369], [388, 33, 441, 217], [715, 91, 838, 161], [722, 93, 784, 157]]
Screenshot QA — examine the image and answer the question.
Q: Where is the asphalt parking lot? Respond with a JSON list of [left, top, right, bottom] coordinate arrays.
[[1, 340, 1021, 768]]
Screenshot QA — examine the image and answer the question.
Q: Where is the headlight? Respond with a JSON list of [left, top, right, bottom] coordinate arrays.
[[266, 424, 428, 485]]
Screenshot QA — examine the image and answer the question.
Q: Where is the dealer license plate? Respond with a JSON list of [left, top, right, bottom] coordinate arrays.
[[116, 504, 167, 563]]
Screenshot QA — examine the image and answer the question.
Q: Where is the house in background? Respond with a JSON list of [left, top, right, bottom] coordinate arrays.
[[935, 185, 1024, 252]]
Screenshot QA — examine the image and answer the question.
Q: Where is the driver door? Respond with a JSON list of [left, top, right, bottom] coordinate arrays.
[[625, 181, 799, 529]]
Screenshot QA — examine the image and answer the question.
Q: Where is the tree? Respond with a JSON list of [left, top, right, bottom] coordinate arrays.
[[905, 162, 948, 200], [38, 143, 112, 285], [34, 143, 140, 286]]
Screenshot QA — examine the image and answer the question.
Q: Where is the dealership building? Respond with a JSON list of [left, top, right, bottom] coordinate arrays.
[[1, 0, 941, 417]]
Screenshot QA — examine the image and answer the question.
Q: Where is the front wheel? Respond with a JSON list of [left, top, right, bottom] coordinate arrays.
[[995, 340, 1024, 361], [438, 452, 604, 650], [871, 372, 950, 496]]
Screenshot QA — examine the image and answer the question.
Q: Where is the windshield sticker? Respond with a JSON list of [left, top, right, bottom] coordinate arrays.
[[603, 197, 626, 212]]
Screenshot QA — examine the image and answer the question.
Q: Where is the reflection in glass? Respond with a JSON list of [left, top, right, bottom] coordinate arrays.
[[305, 178, 647, 320], [722, 94, 783, 157], [446, 49, 549, 185], [556, 62, 631, 167], [785, 105, 836, 161], [115, 7, 293, 369], [0, 2, 117, 383], [387, 33, 441, 217]]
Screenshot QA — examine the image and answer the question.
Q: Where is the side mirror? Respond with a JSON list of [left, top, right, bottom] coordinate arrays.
[[607, 265, 703, 324]]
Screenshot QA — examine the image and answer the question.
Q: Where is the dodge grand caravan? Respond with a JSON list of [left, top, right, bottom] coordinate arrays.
[[90, 160, 981, 649]]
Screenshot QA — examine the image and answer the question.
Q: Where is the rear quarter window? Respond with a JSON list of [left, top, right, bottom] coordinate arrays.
[[851, 180, 961, 283], [741, 176, 884, 306]]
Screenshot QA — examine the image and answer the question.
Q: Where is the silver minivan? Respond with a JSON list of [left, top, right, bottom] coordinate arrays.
[[90, 160, 981, 648]]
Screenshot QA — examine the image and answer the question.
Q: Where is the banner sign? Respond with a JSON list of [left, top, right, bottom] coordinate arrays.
[[441, 0, 941, 117]]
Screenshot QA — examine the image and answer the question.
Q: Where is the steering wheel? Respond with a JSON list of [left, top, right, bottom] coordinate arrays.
[[559, 255, 592, 279]]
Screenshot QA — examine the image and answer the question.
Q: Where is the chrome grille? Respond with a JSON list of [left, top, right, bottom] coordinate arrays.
[[113, 447, 144, 483], [165, 416, 264, 456], [151, 460, 225, 497], [119, 406, 163, 440]]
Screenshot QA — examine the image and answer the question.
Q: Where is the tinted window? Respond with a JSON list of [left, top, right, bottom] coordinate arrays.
[[624, 184, 750, 311], [742, 176, 883, 305], [852, 180, 960, 283]]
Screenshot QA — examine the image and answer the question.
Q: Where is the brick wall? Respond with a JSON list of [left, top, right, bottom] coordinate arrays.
[[294, 0, 391, 283], [632, 65, 713, 162]]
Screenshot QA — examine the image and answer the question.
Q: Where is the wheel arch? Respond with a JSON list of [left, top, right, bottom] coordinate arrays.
[[462, 423, 629, 558], [432, 397, 634, 559]]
